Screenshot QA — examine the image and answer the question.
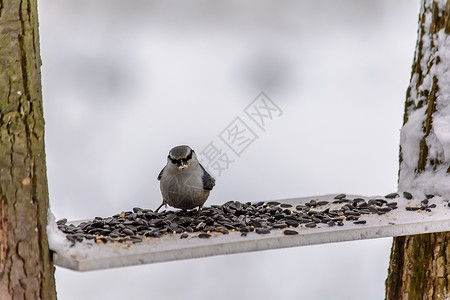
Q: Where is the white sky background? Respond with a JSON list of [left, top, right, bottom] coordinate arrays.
[[38, 1, 420, 299]]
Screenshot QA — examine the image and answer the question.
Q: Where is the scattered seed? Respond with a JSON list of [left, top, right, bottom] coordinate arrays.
[[345, 211, 360, 216], [385, 193, 399, 199], [285, 219, 299, 228], [256, 228, 271, 234], [304, 222, 317, 228], [85, 234, 95, 240], [283, 229, 298, 235], [56, 218, 67, 225], [353, 220, 366, 225], [406, 207, 420, 211], [402, 192, 413, 199], [131, 236, 142, 243], [327, 221, 336, 227], [180, 233, 189, 239], [132, 207, 142, 213], [378, 207, 392, 213], [122, 229, 134, 236], [273, 223, 287, 229], [198, 233, 211, 239], [334, 194, 346, 199]]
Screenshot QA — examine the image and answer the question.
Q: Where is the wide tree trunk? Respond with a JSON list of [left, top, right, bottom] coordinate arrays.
[[385, 1, 450, 299], [0, 0, 57, 299]]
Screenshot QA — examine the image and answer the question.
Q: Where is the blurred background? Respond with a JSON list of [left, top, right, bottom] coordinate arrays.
[[38, 0, 420, 299]]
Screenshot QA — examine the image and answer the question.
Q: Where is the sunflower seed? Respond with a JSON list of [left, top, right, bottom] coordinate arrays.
[[385, 193, 399, 199], [285, 220, 299, 227], [406, 206, 420, 211], [122, 228, 134, 236], [256, 228, 271, 234], [403, 192, 413, 199], [304, 222, 317, 228], [353, 220, 366, 225], [317, 201, 329, 206], [273, 223, 287, 229], [283, 229, 298, 235]]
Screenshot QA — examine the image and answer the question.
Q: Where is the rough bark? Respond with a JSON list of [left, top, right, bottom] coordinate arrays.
[[386, 1, 450, 299], [386, 233, 450, 300], [0, 0, 57, 299]]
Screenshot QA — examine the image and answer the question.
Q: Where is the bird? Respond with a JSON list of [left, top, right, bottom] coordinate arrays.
[[156, 145, 215, 217]]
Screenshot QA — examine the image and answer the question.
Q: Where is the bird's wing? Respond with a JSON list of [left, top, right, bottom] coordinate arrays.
[[157, 166, 166, 181], [199, 164, 215, 190]]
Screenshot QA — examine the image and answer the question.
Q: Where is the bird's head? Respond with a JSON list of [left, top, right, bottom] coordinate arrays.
[[167, 145, 197, 170]]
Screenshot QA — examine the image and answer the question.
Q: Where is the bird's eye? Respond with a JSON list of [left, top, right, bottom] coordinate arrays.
[[168, 156, 178, 164]]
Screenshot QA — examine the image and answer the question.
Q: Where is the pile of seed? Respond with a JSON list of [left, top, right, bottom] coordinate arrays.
[[56, 192, 435, 246]]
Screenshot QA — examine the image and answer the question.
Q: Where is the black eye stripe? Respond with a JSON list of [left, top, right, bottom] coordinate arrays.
[[169, 149, 193, 165]]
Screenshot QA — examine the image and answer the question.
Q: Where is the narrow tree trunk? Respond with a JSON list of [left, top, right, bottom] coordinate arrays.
[[386, 1, 450, 299], [0, 0, 57, 299]]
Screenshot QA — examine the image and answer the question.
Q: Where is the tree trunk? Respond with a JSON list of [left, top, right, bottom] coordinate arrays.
[[0, 0, 57, 299], [386, 1, 450, 299]]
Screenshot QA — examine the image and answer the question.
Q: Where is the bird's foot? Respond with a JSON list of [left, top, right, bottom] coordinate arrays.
[[194, 207, 202, 218]]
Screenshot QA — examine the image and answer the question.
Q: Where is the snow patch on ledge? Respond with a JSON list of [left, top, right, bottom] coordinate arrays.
[[47, 212, 72, 255]]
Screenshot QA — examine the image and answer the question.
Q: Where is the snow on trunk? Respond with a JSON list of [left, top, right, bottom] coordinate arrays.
[[398, 0, 450, 197]]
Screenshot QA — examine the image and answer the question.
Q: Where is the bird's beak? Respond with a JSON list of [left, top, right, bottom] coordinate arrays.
[[177, 161, 188, 170]]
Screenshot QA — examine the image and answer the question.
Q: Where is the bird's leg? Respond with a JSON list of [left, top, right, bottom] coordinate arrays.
[[194, 205, 203, 218], [155, 202, 165, 213]]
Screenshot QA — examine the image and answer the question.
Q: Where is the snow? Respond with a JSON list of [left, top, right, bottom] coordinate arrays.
[[48, 194, 450, 272], [400, 106, 427, 171], [47, 212, 73, 254], [398, 0, 450, 197]]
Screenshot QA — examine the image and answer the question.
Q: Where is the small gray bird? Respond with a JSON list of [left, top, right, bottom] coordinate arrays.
[[156, 145, 215, 216]]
